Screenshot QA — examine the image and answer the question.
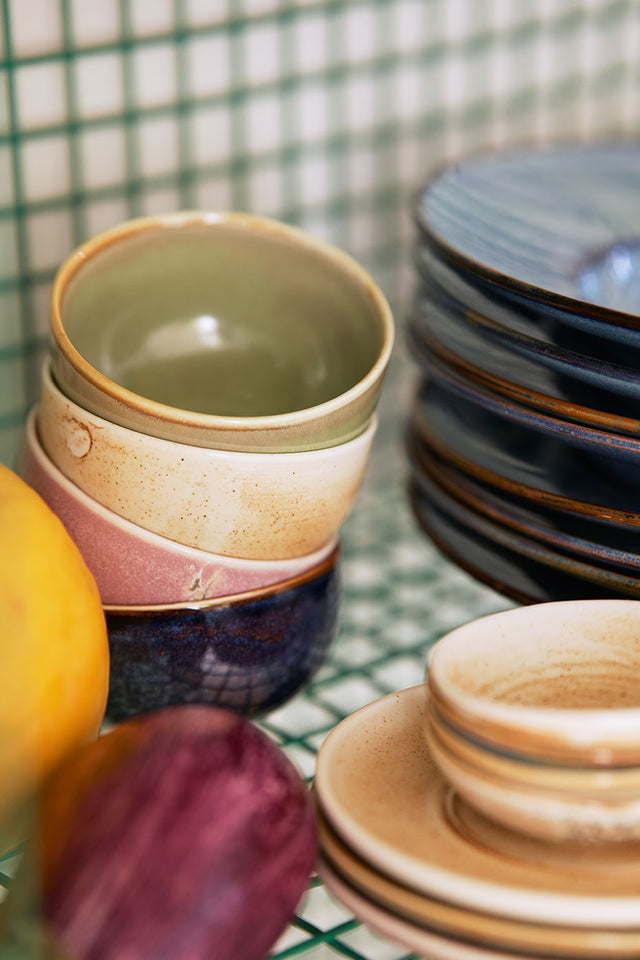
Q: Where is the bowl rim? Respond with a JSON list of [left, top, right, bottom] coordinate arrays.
[[50, 210, 395, 435], [41, 357, 379, 464], [23, 405, 340, 573], [426, 600, 640, 758], [103, 542, 340, 615]]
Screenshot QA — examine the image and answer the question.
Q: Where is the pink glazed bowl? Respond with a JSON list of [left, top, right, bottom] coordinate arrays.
[[18, 409, 337, 606]]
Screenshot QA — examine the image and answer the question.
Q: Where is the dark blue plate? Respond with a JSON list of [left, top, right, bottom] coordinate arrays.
[[410, 442, 640, 565], [409, 371, 640, 518], [415, 141, 640, 327], [413, 240, 640, 366], [409, 480, 640, 604], [411, 449, 640, 576], [407, 283, 640, 429]]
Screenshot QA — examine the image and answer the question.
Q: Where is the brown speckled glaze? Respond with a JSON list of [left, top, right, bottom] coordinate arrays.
[[37, 362, 376, 560]]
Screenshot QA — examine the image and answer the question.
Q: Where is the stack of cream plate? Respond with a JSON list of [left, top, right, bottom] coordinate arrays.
[[314, 685, 640, 959]]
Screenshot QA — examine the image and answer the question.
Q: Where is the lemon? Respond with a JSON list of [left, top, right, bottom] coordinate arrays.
[[0, 464, 110, 835]]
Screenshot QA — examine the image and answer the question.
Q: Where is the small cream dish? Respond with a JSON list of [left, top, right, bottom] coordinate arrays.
[[426, 600, 640, 842], [37, 361, 376, 561], [18, 408, 337, 605]]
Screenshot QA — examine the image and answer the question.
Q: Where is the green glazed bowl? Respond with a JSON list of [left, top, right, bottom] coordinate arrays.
[[49, 211, 394, 453]]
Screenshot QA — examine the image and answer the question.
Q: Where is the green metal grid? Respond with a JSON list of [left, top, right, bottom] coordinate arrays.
[[1, 2, 639, 956]]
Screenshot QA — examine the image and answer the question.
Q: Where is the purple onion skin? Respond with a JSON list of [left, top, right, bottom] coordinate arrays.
[[37, 705, 317, 960]]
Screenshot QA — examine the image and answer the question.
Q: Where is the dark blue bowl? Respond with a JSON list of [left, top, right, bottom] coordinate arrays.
[[104, 546, 341, 722]]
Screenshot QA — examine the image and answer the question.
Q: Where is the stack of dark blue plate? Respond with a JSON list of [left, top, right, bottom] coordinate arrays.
[[406, 141, 640, 603]]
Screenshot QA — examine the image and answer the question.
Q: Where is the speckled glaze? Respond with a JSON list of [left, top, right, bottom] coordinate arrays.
[[103, 545, 340, 721], [38, 362, 376, 560], [49, 211, 394, 454], [428, 601, 640, 764], [426, 692, 640, 844], [317, 807, 640, 958], [314, 684, 640, 929], [426, 600, 640, 841], [17, 409, 336, 605]]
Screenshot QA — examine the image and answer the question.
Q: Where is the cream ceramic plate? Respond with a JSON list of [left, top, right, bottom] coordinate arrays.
[[316, 805, 640, 958], [319, 857, 530, 960], [313, 685, 640, 928]]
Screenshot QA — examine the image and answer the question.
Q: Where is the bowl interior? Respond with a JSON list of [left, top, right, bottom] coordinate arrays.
[[431, 602, 640, 715], [60, 219, 386, 418]]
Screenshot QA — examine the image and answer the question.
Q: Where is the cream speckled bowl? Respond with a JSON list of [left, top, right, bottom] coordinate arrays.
[[19, 408, 337, 605], [426, 600, 640, 842], [38, 361, 376, 560]]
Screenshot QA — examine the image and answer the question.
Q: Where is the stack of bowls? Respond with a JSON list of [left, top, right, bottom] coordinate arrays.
[[405, 140, 640, 603], [314, 600, 640, 959], [20, 211, 394, 721]]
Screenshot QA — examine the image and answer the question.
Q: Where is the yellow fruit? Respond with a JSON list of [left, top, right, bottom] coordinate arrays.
[[0, 464, 109, 834]]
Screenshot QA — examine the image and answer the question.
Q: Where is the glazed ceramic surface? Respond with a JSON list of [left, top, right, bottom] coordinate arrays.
[[317, 806, 640, 958], [408, 284, 640, 431], [319, 857, 535, 960], [427, 600, 640, 765], [313, 685, 640, 928], [411, 445, 640, 572], [17, 409, 336, 605], [426, 695, 640, 844], [409, 468, 640, 600], [104, 546, 340, 722], [414, 350, 640, 477], [414, 239, 640, 357], [38, 362, 376, 561], [49, 211, 394, 453], [415, 142, 640, 324], [408, 481, 604, 605], [410, 376, 640, 520]]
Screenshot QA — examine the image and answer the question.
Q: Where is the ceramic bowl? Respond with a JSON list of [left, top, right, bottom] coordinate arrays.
[[18, 408, 337, 605], [426, 692, 640, 844], [425, 601, 640, 840], [38, 361, 376, 560], [103, 544, 341, 722], [49, 211, 394, 454]]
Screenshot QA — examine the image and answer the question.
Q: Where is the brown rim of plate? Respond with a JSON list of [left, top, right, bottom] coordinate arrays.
[[407, 481, 540, 606], [409, 470, 640, 598], [406, 312, 640, 438], [103, 543, 340, 615], [412, 443, 640, 571], [411, 138, 640, 332], [407, 405, 640, 529]]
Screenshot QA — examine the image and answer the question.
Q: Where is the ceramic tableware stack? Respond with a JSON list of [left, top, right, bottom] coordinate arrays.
[[314, 600, 640, 959], [20, 212, 394, 721], [405, 140, 640, 603]]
